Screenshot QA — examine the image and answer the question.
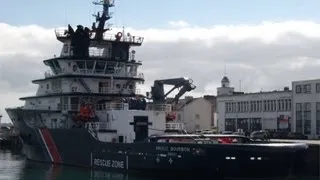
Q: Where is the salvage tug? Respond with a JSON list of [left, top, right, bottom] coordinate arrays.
[[6, 0, 308, 178]]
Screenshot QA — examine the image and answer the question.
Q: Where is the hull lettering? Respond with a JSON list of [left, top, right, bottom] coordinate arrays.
[[156, 146, 190, 152], [93, 158, 125, 169]]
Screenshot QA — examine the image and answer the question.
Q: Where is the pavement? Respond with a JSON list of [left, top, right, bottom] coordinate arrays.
[[271, 139, 320, 145]]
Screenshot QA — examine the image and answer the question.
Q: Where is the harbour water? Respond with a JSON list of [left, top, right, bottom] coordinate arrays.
[[0, 149, 318, 180]]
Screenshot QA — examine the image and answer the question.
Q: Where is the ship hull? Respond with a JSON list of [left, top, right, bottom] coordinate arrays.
[[7, 108, 308, 178]]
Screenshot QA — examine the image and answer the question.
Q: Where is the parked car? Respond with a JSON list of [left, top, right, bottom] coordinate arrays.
[[250, 130, 270, 141]]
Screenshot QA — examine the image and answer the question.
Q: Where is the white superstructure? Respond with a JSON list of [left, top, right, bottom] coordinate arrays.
[[5, 0, 185, 144]]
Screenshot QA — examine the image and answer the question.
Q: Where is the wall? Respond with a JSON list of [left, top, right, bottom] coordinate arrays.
[[292, 79, 320, 139], [179, 98, 213, 132], [217, 90, 292, 132]]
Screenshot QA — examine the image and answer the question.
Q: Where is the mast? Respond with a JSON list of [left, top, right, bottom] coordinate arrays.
[[93, 0, 114, 20], [92, 0, 114, 36]]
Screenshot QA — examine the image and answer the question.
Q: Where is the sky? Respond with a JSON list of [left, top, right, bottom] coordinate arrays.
[[0, 0, 320, 122]]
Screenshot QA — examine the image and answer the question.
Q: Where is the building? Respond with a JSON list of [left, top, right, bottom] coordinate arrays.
[[217, 76, 292, 133], [171, 96, 217, 132], [292, 79, 320, 139]]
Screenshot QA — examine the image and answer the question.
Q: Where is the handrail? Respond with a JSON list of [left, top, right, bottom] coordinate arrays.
[[24, 103, 171, 112], [85, 122, 111, 131], [99, 87, 141, 94], [57, 104, 80, 111], [55, 28, 144, 44], [96, 103, 124, 111], [165, 123, 185, 131], [95, 102, 171, 112], [146, 104, 172, 112], [43, 69, 144, 79]]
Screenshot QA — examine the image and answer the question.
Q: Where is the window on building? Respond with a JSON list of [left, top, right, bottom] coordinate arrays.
[[316, 102, 320, 135], [278, 100, 281, 111], [250, 101, 254, 112], [225, 103, 228, 113], [303, 103, 311, 135], [296, 103, 303, 133], [296, 85, 302, 94], [303, 84, 311, 93], [288, 99, 292, 111], [316, 83, 320, 93], [232, 103, 236, 113]]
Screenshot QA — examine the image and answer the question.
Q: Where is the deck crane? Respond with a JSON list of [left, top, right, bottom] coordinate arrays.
[[147, 77, 196, 104], [146, 77, 196, 121]]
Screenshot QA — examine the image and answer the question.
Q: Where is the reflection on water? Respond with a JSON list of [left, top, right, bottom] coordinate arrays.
[[0, 149, 25, 180], [0, 149, 318, 180]]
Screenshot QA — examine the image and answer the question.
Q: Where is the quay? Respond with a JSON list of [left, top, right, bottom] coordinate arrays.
[[271, 139, 319, 176]]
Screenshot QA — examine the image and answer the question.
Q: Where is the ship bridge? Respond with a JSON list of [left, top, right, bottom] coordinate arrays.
[[55, 29, 144, 46]]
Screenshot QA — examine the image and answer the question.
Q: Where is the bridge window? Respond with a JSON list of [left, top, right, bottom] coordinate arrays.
[[76, 61, 85, 69], [95, 61, 106, 73], [86, 61, 94, 70]]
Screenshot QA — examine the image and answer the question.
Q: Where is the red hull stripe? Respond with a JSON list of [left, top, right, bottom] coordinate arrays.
[[39, 128, 63, 164]]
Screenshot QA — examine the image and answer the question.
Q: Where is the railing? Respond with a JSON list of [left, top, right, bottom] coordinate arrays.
[[96, 103, 124, 111], [95, 102, 171, 112], [146, 104, 172, 112], [23, 105, 55, 111], [43, 69, 144, 79], [57, 104, 79, 111], [85, 122, 112, 132], [55, 29, 144, 44], [25, 102, 171, 112], [44, 71, 55, 78], [165, 123, 185, 131], [99, 87, 141, 94]]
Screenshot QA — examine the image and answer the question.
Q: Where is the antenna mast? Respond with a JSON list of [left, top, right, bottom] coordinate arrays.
[[91, 0, 115, 40], [92, 0, 114, 21]]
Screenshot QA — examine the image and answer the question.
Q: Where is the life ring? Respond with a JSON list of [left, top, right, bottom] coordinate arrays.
[[116, 32, 122, 39]]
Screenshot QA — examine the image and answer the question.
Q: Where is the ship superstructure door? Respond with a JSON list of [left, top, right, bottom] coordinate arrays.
[[132, 116, 149, 142]]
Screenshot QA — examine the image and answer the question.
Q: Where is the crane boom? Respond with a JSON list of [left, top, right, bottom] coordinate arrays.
[[148, 77, 196, 104]]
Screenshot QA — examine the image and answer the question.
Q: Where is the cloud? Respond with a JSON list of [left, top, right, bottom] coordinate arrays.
[[1, 20, 320, 122], [168, 20, 190, 28]]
